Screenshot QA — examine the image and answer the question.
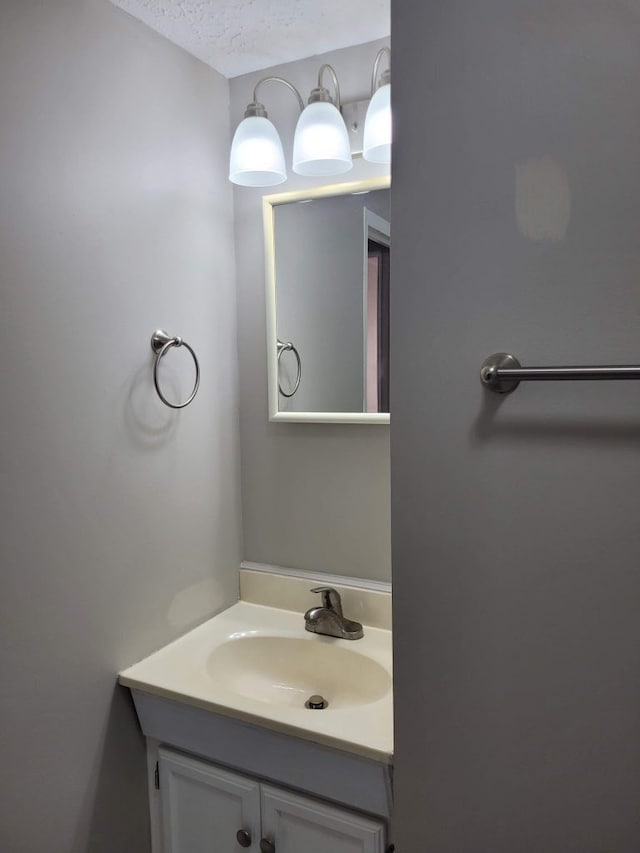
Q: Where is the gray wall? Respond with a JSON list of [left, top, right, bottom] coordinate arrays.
[[275, 190, 390, 412], [392, 2, 640, 850], [231, 41, 392, 581], [0, 1, 241, 850]]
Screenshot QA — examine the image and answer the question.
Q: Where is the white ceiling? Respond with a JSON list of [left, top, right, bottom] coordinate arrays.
[[111, 0, 390, 78]]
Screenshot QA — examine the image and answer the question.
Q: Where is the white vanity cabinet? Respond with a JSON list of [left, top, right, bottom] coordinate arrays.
[[260, 784, 385, 853], [158, 747, 386, 853], [159, 749, 260, 852], [120, 599, 393, 852]]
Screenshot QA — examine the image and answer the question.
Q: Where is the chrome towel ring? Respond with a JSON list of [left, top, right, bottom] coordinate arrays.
[[151, 329, 200, 409], [277, 339, 301, 397]]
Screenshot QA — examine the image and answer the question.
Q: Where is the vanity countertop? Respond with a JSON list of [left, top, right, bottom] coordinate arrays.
[[119, 600, 393, 763]]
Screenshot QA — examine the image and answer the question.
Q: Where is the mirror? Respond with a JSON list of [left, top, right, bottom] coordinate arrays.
[[264, 177, 391, 423]]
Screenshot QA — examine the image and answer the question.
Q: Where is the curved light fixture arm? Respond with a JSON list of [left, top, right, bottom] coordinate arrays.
[[371, 47, 391, 96], [317, 64, 342, 109], [252, 76, 305, 114]]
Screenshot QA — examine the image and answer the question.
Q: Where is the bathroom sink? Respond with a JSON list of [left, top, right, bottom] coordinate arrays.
[[206, 635, 391, 709], [119, 601, 393, 761]]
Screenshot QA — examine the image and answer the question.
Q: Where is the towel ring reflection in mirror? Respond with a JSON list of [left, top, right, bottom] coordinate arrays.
[[151, 329, 200, 409], [277, 340, 302, 397]]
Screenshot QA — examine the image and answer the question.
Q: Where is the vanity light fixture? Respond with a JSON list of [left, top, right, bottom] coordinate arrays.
[[228, 48, 391, 187], [363, 47, 391, 165], [229, 77, 304, 187], [292, 64, 352, 176]]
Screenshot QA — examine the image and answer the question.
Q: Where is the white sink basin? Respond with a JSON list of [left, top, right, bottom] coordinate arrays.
[[119, 601, 393, 761], [206, 635, 391, 709]]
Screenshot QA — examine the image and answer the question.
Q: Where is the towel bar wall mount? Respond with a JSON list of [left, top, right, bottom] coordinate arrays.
[[481, 352, 640, 395]]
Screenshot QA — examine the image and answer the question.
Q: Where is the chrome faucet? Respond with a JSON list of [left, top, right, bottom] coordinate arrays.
[[304, 587, 364, 640]]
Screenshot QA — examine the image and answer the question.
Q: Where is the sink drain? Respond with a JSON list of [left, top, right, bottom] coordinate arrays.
[[305, 694, 329, 710]]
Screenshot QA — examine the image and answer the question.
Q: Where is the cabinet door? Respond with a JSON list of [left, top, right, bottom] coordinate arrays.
[[260, 785, 385, 853], [159, 748, 261, 852]]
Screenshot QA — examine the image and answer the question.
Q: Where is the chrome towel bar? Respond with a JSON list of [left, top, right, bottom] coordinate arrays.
[[151, 329, 200, 409], [481, 352, 640, 394]]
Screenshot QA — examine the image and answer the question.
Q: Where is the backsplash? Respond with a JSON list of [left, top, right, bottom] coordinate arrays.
[[239, 563, 392, 630]]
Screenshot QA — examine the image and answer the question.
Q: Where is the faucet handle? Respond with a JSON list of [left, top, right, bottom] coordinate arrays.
[[310, 586, 343, 617]]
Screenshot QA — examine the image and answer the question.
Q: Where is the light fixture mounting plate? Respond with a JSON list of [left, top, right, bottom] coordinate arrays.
[[341, 98, 370, 156]]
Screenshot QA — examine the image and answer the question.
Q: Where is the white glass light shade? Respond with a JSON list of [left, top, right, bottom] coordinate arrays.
[[229, 116, 286, 187], [292, 101, 353, 176], [363, 83, 391, 165]]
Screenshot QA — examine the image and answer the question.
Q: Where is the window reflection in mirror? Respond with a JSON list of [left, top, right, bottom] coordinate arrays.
[[264, 178, 391, 424]]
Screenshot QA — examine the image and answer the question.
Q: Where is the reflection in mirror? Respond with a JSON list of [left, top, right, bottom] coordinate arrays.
[[365, 209, 390, 413], [264, 178, 390, 423]]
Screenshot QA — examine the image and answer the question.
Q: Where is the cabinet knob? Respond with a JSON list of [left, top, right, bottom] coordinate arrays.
[[260, 839, 276, 853], [236, 829, 252, 848]]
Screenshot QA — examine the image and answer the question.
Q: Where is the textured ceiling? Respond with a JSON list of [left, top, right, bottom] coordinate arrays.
[[111, 0, 390, 78]]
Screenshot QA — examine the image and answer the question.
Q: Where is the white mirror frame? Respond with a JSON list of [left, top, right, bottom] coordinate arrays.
[[263, 175, 391, 424]]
